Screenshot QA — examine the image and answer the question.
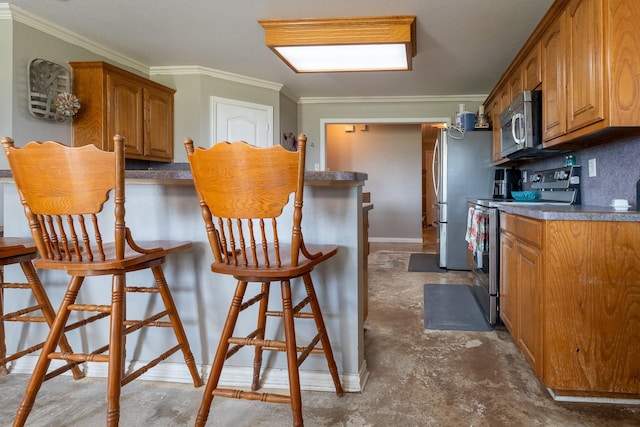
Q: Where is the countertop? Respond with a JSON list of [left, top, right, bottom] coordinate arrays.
[[496, 203, 640, 222], [0, 169, 368, 186]]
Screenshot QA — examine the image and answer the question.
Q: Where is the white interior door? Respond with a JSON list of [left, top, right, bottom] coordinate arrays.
[[212, 96, 273, 147]]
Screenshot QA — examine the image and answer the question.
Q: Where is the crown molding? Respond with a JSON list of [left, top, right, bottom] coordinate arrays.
[[298, 94, 489, 105], [2, 3, 148, 74], [149, 65, 284, 92]]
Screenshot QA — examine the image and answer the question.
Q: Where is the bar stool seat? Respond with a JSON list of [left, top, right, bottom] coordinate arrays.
[[0, 237, 83, 379], [2, 135, 203, 427], [185, 134, 344, 427]]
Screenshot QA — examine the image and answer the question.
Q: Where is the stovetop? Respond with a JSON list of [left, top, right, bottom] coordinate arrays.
[[471, 165, 581, 208]]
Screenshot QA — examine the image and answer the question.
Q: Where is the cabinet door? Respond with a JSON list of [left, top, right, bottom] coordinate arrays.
[[517, 241, 542, 376], [144, 86, 174, 161], [566, 0, 604, 132], [509, 68, 523, 103], [107, 73, 144, 156], [523, 43, 542, 91], [488, 95, 503, 162], [499, 230, 517, 334], [541, 12, 567, 142]]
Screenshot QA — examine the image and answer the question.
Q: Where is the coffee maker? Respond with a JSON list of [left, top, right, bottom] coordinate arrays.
[[493, 168, 522, 199]]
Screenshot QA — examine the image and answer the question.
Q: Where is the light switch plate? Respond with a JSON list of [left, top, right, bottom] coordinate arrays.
[[588, 158, 597, 177]]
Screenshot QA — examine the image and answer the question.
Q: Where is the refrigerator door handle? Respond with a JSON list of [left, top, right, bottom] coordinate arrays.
[[432, 137, 439, 198]]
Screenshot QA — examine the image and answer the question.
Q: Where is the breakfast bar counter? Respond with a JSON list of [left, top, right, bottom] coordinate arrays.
[[0, 169, 370, 393]]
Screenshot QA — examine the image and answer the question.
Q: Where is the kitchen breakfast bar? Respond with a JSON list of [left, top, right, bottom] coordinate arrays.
[[0, 169, 370, 393]]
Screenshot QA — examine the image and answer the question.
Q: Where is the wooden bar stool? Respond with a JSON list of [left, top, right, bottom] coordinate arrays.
[[0, 237, 83, 379], [2, 135, 203, 426], [185, 134, 344, 427]]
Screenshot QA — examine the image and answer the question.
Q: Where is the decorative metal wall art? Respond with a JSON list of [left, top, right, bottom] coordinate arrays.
[[28, 58, 80, 122], [281, 132, 297, 151]]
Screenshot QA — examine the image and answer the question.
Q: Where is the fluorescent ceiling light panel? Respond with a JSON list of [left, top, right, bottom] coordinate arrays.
[[259, 16, 416, 73], [275, 44, 409, 72]]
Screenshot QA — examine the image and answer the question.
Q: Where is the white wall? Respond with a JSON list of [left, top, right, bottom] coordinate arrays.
[[327, 123, 423, 241]]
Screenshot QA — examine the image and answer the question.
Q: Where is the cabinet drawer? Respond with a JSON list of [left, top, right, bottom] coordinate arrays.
[[516, 216, 542, 247], [500, 212, 516, 233]]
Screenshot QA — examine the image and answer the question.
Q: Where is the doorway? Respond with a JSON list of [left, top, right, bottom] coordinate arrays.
[[324, 118, 448, 246]]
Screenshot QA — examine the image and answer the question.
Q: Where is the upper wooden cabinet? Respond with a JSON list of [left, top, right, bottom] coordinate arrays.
[[70, 61, 175, 162], [484, 94, 501, 163], [541, 11, 567, 142], [565, 0, 605, 133], [543, 0, 605, 144], [486, 0, 640, 153], [522, 42, 542, 91]]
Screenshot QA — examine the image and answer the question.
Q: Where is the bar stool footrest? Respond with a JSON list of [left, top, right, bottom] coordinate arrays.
[[212, 388, 292, 405]]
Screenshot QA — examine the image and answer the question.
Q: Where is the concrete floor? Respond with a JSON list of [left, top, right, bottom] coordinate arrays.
[[1, 232, 639, 426]]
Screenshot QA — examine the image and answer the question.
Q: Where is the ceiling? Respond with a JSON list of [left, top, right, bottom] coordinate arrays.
[[7, 0, 555, 100]]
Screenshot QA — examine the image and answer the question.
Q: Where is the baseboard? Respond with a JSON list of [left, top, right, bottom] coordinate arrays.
[[6, 356, 368, 393], [369, 237, 422, 244], [547, 388, 640, 405]]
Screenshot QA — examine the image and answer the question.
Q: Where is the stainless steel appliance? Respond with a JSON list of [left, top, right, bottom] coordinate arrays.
[[500, 91, 566, 160], [432, 128, 493, 270], [493, 167, 522, 199], [467, 165, 581, 325]]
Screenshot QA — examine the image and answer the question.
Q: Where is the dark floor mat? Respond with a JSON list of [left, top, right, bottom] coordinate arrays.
[[423, 284, 492, 331], [408, 253, 447, 272]]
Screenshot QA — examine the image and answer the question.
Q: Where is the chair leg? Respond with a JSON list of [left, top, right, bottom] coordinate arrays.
[[251, 281, 270, 391], [195, 280, 248, 427], [20, 261, 84, 380], [14, 275, 84, 427], [281, 279, 303, 427], [0, 277, 7, 376], [151, 265, 203, 387], [106, 273, 125, 427], [302, 273, 344, 396]]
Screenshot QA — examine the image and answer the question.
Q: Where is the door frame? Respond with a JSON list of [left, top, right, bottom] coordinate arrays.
[[319, 117, 451, 170]]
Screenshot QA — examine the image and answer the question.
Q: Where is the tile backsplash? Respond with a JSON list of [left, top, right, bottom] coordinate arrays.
[[521, 136, 640, 208]]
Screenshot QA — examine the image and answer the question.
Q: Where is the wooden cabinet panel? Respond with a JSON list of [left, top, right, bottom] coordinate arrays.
[[541, 12, 567, 142], [70, 61, 175, 162], [517, 241, 542, 376], [566, 0, 605, 132], [543, 220, 640, 394], [485, 96, 502, 162], [499, 229, 517, 333], [608, 0, 640, 125], [523, 42, 542, 90], [515, 216, 542, 247], [144, 86, 174, 160], [488, 95, 503, 162], [509, 69, 523, 103], [501, 212, 542, 375], [108, 73, 144, 157]]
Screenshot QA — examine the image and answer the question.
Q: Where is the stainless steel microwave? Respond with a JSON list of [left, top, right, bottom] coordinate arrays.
[[499, 90, 543, 159]]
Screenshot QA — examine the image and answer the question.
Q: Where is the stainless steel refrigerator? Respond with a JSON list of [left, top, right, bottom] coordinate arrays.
[[432, 128, 494, 270]]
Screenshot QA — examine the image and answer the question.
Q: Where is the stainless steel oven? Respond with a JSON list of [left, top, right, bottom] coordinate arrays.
[[466, 201, 500, 325], [467, 165, 582, 326]]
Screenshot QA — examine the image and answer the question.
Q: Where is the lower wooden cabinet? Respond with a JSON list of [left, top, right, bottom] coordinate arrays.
[[516, 240, 542, 375], [500, 211, 640, 398], [499, 219, 517, 333], [500, 213, 542, 376]]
